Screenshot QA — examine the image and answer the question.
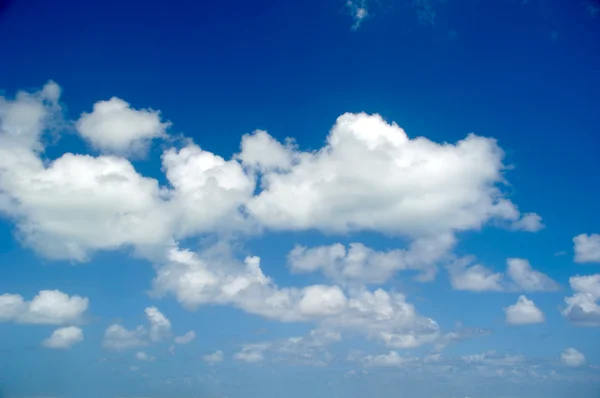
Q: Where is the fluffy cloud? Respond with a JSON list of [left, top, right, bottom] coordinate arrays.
[[561, 274, 600, 326], [243, 113, 540, 238], [42, 326, 84, 349], [447, 257, 558, 293], [76, 97, 169, 157], [103, 324, 148, 351], [135, 351, 156, 362], [234, 344, 267, 363], [346, 1, 369, 30], [561, 348, 586, 368], [174, 330, 196, 344], [145, 306, 171, 342], [0, 290, 88, 325], [152, 245, 440, 349], [287, 234, 455, 285], [573, 234, 600, 263], [203, 350, 224, 364], [504, 296, 545, 325]]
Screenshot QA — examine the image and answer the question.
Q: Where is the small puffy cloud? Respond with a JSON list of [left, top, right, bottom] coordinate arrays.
[[234, 344, 268, 363], [561, 348, 586, 367], [447, 257, 503, 292], [42, 326, 84, 349], [504, 295, 545, 325], [103, 324, 148, 351], [203, 350, 224, 364], [510, 212, 544, 232], [135, 351, 156, 362], [76, 97, 169, 157], [506, 258, 559, 292], [174, 330, 196, 344], [145, 306, 171, 342], [573, 234, 600, 263], [561, 274, 600, 326], [346, 1, 369, 30], [0, 290, 88, 325], [447, 257, 558, 293]]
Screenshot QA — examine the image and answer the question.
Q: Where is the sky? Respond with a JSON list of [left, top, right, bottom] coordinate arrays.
[[0, 0, 599, 397]]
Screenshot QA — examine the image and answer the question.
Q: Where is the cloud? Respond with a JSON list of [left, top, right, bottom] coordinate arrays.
[[504, 295, 545, 325], [234, 344, 267, 363], [561, 348, 586, 367], [585, 0, 600, 17], [145, 306, 171, 342], [362, 351, 410, 367], [152, 244, 441, 350], [174, 330, 195, 344], [0, 290, 88, 325], [447, 257, 558, 293], [561, 274, 600, 326], [287, 234, 454, 285], [460, 351, 525, 367], [135, 351, 156, 362], [76, 97, 170, 157], [42, 326, 84, 349], [413, 0, 436, 26], [573, 234, 600, 263], [346, 1, 369, 31], [103, 324, 148, 351], [203, 350, 224, 364]]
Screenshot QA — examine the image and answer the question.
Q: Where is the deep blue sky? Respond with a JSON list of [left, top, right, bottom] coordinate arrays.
[[0, 0, 599, 397]]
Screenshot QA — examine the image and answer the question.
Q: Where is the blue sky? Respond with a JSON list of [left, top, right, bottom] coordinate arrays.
[[0, 0, 599, 397]]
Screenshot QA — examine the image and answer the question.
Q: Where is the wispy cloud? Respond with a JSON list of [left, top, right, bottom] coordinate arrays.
[[346, 0, 369, 30]]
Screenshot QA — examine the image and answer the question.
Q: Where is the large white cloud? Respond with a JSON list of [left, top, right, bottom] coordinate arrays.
[[0, 290, 88, 325], [561, 274, 600, 326], [504, 295, 545, 325], [447, 257, 558, 293], [242, 112, 541, 237], [573, 234, 600, 263], [76, 97, 170, 157], [42, 326, 84, 349]]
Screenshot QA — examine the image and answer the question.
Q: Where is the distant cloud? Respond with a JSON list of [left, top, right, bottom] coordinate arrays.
[[504, 295, 545, 325], [561, 348, 586, 367], [174, 330, 196, 345], [573, 234, 600, 263], [42, 326, 84, 350], [346, 0, 369, 30], [203, 350, 224, 364], [561, 274, 600, 326]]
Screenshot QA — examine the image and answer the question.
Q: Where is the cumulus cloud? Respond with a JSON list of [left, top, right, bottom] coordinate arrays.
[[561, 348, 586, 367], [152, 244, 440, 349], [145, 306, 171, 342], [234, 344, 267, 363], [203, 350, 224, 364], [447, 257, 558, 293], [42, 326, 84, 349], [103, 324, 148, 351], [561, 274, 600, 326], [174, 330, 196, 344], [573, 234, 600, 263], [287, 234, 455, 285], [504, 296, 545, 325], [135, 351, 156, 362], [76, 97, 170, 157], [0, 290, 88, 325]]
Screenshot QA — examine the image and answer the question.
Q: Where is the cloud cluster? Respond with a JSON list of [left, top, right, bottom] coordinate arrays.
[[103, 306, 171, 350], [447, 257, 558, 293]]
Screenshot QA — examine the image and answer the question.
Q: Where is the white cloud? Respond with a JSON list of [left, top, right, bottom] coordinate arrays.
[[561, 274, 600, 326], [42, 326, 84, 349], [573, 234, 600, 263], [506, 258, 559, 292], [135, 351, 156, 362], [152, 245, 440, 349], [0, 290, 88, 325], [362, 351, 409, 367], [510, 212, 544, 232], [243, 113, 539, 240], [103, 324, 148, 351], [174, 330, 196, 344], [287, 234, 454, 285], [447, 257, 558, 293], [460, 351, 525, 367], [234, 344, 267, 363], [561, 348, 586, 367], [76, 97, 169, 157], [203, 350, 224, 364], [346, 1, 369, 30], [145, 306, 171, 342], [504, 295, 545, 325]]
